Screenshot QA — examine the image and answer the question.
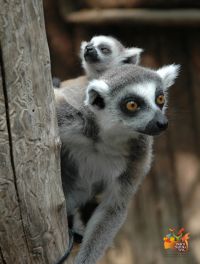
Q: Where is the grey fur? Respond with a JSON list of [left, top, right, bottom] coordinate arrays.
[[102, 64, 163, 95], [55, 63, 179, 264], [56, 97, 99, 142]]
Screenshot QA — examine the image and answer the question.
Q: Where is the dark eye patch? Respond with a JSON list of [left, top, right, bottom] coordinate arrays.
[[122, 57, 133, 64], [98, 43, 111, 55], [119, 95, 146, 117]]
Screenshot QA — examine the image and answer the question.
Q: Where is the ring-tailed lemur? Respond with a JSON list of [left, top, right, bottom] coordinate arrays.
[[58, 35, 143, 89], [56, 63, 180, 264], [54, 36, 143, 245]]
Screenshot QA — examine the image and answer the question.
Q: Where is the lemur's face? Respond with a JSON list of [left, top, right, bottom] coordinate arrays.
[[81, 36, 121, 67], [80, 36, 142, 76], [85, 64, 180, 137], [113, 81, 168, 136]]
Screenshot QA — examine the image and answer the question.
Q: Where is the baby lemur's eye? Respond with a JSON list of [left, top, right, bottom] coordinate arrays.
[[99, 45, 111, 55], [126, 101, 138, 111], [156, 94, 165, 107]]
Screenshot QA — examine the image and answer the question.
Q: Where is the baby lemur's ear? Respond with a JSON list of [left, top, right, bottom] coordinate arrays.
[[122, 47, 143, 65], [157, 64, 180, 90], [84, 80, 109, 109]]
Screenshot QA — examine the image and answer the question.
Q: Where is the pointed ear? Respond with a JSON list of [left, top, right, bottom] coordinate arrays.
[[157, 64, 180, 89], [122, 47, 143, 65], [84, 80, 109, 109]]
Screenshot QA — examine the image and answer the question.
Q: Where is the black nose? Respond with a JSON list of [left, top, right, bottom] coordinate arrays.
[[85, 45, 95, 54], [156, 120, 168, 131], [141, 112, 168, 136], [84, 44, 99, 62]]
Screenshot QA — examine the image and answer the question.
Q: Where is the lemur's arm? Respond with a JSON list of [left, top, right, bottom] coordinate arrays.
[[74, 200, 127, 264], [74, 137, 152, 264], [74, 172, 132, 264]]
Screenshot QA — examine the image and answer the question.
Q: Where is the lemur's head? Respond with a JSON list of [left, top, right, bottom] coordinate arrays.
[[84, 64, 180, 137], [80, 35, 143, 79]]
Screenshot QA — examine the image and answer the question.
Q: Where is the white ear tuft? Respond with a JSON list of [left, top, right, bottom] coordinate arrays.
[[84, 80, 109, 106], [123, 47, 143, 65], [157, 64, 180, 89]]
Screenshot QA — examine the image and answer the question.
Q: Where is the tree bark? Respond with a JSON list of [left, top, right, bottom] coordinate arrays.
[[0, 0, 68, 263]]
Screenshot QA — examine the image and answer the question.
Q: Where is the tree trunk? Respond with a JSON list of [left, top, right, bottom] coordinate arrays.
[[0, 0, 68, 263]]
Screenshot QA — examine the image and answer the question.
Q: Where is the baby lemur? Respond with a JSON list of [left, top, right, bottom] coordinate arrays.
[[56, 63, 180, 264], [59, 35, 143, 89]]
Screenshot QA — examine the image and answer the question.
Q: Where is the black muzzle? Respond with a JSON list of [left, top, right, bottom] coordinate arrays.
[[84, 44, 99, 63], [141, 111, 168, 136]]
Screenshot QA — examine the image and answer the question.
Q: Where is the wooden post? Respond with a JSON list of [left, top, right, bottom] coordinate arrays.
[[0, 0, 68, 263]]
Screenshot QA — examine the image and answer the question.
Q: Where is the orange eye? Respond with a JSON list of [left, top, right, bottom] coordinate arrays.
[[126, 101, 138, 111], [156, 95, 165, 105]]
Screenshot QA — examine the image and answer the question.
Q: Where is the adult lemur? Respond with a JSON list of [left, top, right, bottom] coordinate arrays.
[[56, 35, 142, 89], [56, 63, 180, 264], [54, 35, 143, 245]]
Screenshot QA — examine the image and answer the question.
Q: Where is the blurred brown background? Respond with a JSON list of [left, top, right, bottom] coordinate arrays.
[[43, 1, 200, 263]]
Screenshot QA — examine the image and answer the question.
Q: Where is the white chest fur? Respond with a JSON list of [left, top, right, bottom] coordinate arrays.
[[66, 139, 128, 213], [70, 139, 128, 184]]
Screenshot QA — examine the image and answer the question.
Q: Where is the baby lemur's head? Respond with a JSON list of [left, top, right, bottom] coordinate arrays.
[[84, 64, 180, 138], [80, 35, 143, 79]]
